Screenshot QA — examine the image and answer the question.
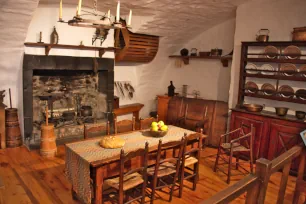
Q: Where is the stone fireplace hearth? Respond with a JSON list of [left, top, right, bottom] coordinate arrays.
[[23, 55, 114, 149]]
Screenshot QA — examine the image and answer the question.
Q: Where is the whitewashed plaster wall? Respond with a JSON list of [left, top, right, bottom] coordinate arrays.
[[229, 0, 306, 115], [160, 19, 235, 102], [0, 0, 39, 137]]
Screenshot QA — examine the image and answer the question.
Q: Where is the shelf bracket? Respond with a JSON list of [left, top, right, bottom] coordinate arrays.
[[45, 45, 52, 56], [99, 49, 106, 58]]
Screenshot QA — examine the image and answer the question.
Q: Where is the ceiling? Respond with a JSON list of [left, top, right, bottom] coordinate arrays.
[[40, 0, 251, 50]]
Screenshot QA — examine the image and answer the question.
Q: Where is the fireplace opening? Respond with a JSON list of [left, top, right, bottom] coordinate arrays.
[[23, 55, 114, 149]]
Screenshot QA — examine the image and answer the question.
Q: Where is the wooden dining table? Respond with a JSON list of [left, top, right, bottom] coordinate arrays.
[[65, 125, 206, 204]]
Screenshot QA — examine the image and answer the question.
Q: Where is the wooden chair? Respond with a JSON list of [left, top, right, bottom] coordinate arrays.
[[84, 121, 110, 139], [214, 124, 254, 184], [147, 138, 185, 204], [139, 115, 158, 130], [114, 117, 135, 134], [103, 142, 149, 204], [179, 130, 203, 198]]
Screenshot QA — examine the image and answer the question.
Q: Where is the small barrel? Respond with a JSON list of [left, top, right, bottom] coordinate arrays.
[[40, 124, 57, 158], [5, 108, 22, 148]]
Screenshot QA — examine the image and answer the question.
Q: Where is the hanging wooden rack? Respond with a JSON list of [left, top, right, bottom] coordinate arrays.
[[24, 42, 118, 58]]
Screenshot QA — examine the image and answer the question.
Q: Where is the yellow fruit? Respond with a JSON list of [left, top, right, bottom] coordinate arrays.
[[158, 121, 165, 127], [160, 125, 168, 131], [151, 122, 158, 127], [151, 126, 159, 131]]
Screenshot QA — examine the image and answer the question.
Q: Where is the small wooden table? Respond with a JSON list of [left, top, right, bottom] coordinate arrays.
[[65, 126, 206, 204], [113, 103, 144, 121]]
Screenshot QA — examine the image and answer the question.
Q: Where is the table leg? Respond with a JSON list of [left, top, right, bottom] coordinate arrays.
[[133, 111, 140, 121], [94, 167, 105, 204]]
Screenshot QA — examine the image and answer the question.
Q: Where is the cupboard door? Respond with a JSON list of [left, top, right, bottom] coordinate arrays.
[[230, 112, 267, 159], [267, 121, 304, 160]]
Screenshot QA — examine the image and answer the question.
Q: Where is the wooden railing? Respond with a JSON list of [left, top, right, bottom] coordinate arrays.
[[201, 144, 305, 204]]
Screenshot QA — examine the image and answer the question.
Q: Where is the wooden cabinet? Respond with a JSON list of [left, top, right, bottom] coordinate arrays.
[[157, 95, 171, 122], [230, 111, 268, 159], [231, 109, 306, 173]]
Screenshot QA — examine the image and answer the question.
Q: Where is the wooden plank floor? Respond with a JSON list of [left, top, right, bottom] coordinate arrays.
[[0, 146, 297, 204]]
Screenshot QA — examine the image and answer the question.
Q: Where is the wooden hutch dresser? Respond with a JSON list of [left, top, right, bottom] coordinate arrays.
[[231, 41, 306, 173]]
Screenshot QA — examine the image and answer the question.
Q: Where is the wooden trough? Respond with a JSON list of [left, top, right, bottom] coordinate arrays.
[[115, 28, 159, 63]]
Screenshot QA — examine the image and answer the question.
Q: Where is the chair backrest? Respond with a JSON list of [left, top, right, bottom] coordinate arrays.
[[153, 138, 185, 178], [114, 117, 135, 134], [84, 121, 110, 139], [229, 123, 254, 150], [119, 142, 149, 203], [182, 131, 203, 165], [139, 115, 159, 130]]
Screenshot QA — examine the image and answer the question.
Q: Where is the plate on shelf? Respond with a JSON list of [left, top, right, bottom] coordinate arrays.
[[280, 63, 297, 76], [295, 89, 306, 100], [299, 65, 306, 77], [245, 81, 258, 93], [245, 63, 259, 74], [263, 46, 279, 59], [261, 83, 276, 96], [283, 45, 301, 59], [260, 64, 275, 75], [278, 85, 295, 98]]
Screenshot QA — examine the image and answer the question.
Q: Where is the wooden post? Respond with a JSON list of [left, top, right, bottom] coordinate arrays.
[[293, 149, 305, 204], [246, 158, 272, 204], [276, 160, 291, 204], [0, 90, 6, 149]]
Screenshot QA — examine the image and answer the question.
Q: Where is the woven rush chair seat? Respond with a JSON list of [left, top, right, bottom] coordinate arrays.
[[104, 172, 144, 191], [221, 142, 249, 152], [114, 117, 135, 134], [147, 162, 176, 177], [184, 155, 198, 166]]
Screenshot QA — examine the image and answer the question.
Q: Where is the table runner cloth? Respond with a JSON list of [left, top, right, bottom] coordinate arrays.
[[65, 125, 196, 203]]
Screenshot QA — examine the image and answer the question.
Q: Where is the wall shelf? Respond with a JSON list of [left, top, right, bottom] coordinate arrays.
[[168, 55, 232, 67], [24, 42, 117, 57]]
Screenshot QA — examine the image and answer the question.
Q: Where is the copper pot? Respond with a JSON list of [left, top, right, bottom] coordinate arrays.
[[275, 107, 288, 116], [292, 27, 306, 41], [243, 104, 264, 112], [81, 106, 92, 117], [256, 29, 270, 42]]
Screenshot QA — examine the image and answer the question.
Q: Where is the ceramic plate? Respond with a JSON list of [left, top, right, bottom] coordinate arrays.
[[245, 63, 259, 74], [260, 64, 275, 75], [296, 89, 306, 100], [299, 65, 306, 77], [261, 83, 276, 96], [278, 85, 294, 98], [263, 46, 279, 59], [283, 45, 301, 59], [280, 63, 297, 76], [245, 81, 258, 93]]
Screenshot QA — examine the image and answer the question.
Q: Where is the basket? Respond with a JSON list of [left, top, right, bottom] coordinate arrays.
[[150, 130, 168, 137]]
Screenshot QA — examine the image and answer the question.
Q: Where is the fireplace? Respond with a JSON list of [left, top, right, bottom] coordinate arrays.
[[23, 55, 114, 149]]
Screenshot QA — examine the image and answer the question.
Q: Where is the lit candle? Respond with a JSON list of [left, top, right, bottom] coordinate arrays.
[[107, 10, 110, 19], [77, 0, 82, 16], [59, 0, 63, 20], [128, 9, 132, 26], [116, 1, 120, 22]]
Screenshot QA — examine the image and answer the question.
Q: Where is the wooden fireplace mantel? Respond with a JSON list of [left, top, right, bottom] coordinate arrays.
[[113, 103, 144, 121], [24, 42, 118, 57]]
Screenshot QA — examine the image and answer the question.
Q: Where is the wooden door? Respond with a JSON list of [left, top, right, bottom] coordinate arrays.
[[230, 111, 268, 159]]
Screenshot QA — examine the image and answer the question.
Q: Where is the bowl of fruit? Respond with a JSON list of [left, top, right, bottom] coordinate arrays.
[[150, 121, 168, 137]]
